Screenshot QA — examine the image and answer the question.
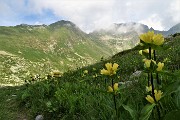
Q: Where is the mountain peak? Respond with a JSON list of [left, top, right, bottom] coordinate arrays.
[[149, 27, 154, 31], [49, 20, 76, 28]]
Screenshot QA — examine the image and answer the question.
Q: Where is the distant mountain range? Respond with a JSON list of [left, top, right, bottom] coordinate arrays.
[[0, 20, 180, 86], [90, 22, 180, 53]]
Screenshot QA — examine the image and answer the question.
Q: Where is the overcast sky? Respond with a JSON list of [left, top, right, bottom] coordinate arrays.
[[0, 0, 179, 32]]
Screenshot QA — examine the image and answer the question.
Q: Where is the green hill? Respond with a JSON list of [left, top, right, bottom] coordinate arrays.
[[0, 20, 113, 86]]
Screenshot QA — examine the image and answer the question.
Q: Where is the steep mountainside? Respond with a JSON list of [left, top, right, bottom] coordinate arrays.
[[165, 23, 180, 35], [0, 20, 113, 86], [90, 22, 180, 54]]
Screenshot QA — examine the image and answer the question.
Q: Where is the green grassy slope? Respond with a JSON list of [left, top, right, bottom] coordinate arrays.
[[0, 21, 113, 86], [9, 34, 179, 119]]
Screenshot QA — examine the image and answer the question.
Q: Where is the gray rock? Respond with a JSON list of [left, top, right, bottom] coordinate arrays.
[[130, 70, 142, 78], [35, 115, 43, 120]]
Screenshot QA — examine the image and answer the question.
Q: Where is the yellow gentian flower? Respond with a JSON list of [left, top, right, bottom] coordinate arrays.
[[143, 49, 154, 54], [143, 59, 156, 68], [105, 63, 112, 72], [139, 31, 164, 46], [146, 95, 155, 104], [139, 49, 154, 56], [139, 50, 143, 55], [113, 83, 119, 91], [146, 90, 163, 104], [108, 86, 113, 92], [153, 34, 164, 45], [107, 83, 119, 93], [154, 90, 163, 101], [144, 59, 151, 68], [101, 63, 119, 76], [156, 62, 164, 71], [101, 68, 110, 75], [139, 31, 154, 44], [146, 86, 152, 92]]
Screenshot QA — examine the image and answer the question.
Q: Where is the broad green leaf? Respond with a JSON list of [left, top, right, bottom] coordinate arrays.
[[122, 104, 138, 120], [139, 103, 156, 120]]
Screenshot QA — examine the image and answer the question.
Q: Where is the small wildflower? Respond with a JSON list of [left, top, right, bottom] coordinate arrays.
[[139, 31, 164, 46], [144, 59, 151, 68], [101, 63, 119, 76], [146, 86, 152, 92], [154, 90, 163, 101], [139, 50, 143, 55], [108, 86, 113, 92], [146, 95, 155, 104], [107, 83, 119, 94], [143, 49, 154, 54], [145, 90, 163, 103], [139, 49, 154, 56], [143, 59, 156, 68], [156, 62, 164, 71], [84, 70, 88, 74]]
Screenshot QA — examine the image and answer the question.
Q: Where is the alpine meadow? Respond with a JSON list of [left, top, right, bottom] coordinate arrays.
[[0, 19, 180, 120]]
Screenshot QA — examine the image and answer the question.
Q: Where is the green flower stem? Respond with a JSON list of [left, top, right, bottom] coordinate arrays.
[[156, 103, 161, 120], [111, 78, 117, 116], [151, 73, 156, 102], [149, 47, 156, 102], [154, 50, 160, 85], [148, 73, 150, 86], [156, 73, 160, 85], [113, 94, 117, 116], [104, 78, 107, 89]]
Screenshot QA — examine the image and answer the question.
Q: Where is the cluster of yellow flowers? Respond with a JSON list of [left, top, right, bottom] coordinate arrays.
[[146, 86, 152, 92], [146, 90, 163, 103], [143, 59, 164, 71], [139, 31, 165, 104], [108, 83, 119, 94], [101, 63, 119, 76], [139, 49, 154, 55], [101, 62, 119, 94], [139, 31, 164, 45]]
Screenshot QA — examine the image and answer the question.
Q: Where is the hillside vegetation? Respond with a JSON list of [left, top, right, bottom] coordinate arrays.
[[0, 21, 113, 86], [1, 33, 178, 120]]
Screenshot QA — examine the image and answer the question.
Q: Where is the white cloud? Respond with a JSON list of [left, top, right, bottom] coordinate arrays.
[[139, 14, 164, 31], [169, 0, 180, 23], [0, 0, 179, 32]]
